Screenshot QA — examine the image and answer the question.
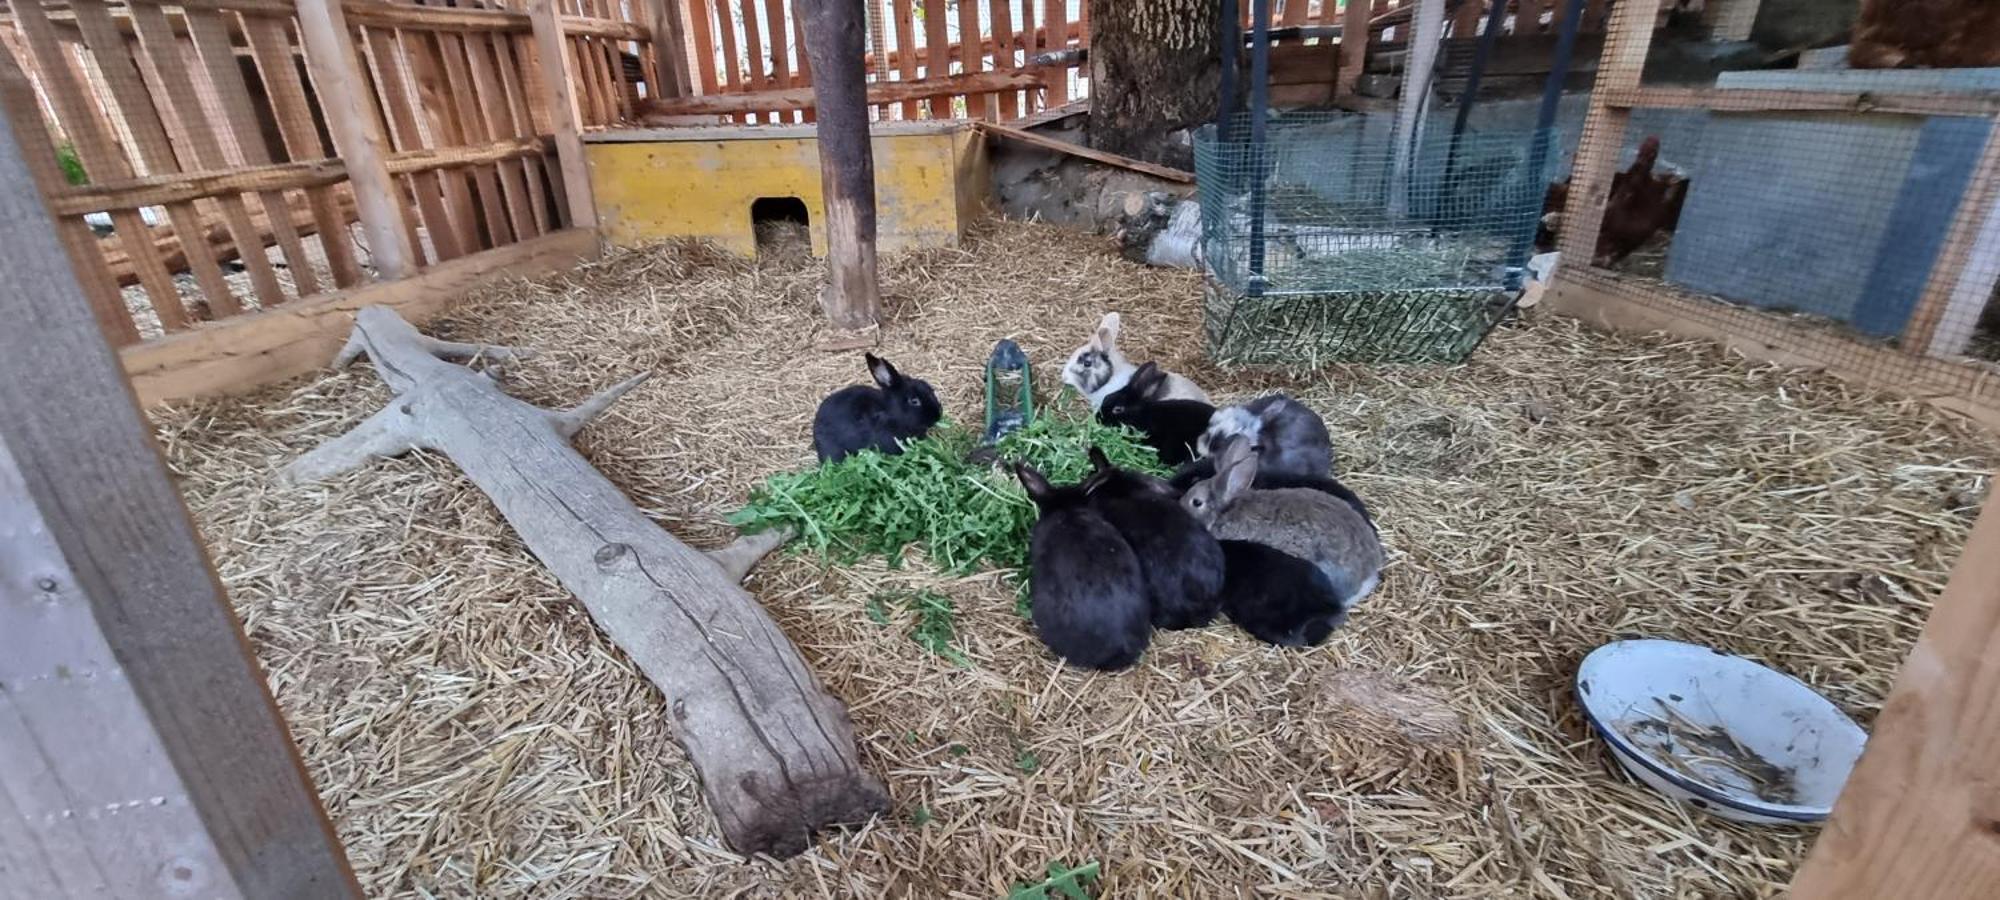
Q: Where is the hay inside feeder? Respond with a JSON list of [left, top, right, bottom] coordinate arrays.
[[152, 221, 1994, 898]]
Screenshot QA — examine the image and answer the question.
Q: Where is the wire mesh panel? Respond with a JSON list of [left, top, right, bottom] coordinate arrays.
[[1195, 110, 1557, 365]]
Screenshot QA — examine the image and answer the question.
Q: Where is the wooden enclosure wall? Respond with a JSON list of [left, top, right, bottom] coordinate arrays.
[[0, 0, 652, 354]]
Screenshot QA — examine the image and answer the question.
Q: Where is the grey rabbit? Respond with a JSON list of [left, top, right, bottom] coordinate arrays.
[[1197, 394, 1334, 479], [811, 353, 943, 464], [1167, 463, 1375, 534], [1015, 463, 1152, 670], [1097, 362, 1216, 466], [1082, 448, 1225, 630], [1182, 439, 1384, 617]]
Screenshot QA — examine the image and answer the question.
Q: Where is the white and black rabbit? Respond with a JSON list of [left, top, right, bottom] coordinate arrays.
[[1015, 463, 1153, 670], [1097, 362, 1216, 466], [1182, 439, 1384, 617], [1082, 448, 1225, 630], [1217, 539, 1349, 647], [1196, 394, 1335, 479], [811, 353, 943, 464], [1061, 312, 1210, 410]]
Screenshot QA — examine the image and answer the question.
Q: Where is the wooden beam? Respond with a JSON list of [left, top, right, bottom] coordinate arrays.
[[1337, 0, 1372, 101], [640, 68, 1046, 116], [1600, 86, 2000, 119], [797, 0, 882, 330], [976, 120, 1197, 183], [1790, 499, 2000, 898], [120, 229, 601, 406], [0, 88, 358, 899], [529, 0, 599, 229], [295, 0, 417, 278], [1553, 0, 1659, 266]]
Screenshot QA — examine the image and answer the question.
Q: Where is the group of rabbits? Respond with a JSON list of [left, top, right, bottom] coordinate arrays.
[[804, 311, 1383, 672], [1019, 313, 1383, 670]]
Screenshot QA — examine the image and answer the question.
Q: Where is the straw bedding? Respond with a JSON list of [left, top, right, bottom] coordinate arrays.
[[154, 221, 1995, 898]]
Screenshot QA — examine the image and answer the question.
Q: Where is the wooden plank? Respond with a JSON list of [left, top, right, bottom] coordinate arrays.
[[686, 0, 722, 100], [0, 93, 360, 900], [1703, 0, 1759, 43], [1448, 0, 1480, 37], [959, 0, 989, 119], [603, 33, 633, 121], [711, 0, 744, 121], [796, 0, 882, 329], [1040, 0, 1065, 104], [404, 26, 495, 251], [924, 0, 951, 117], [0, 34, 137, 344], [1789, 501, 2000, 898], [892, 0, 921, 118], [649, 0, 695, 98], [1600, 85, 2000, 119], [1338, 0, 1372, 99], [1553, 0, 1656, 265], [791, 0, 815, 122], [122, 229, 599, 405], [216, 12, 365, 288], [294, 0, 421, 278], [431, 23, 517, 247], [640, 68, 1043, 115], [741, 0, 769, 114], [530, 0, 600, 228], [762, 0, 795, 122], [1902, 127, 2000, 358], [976, 120, 1196, 183], [987, 0, 1017, 118], [1546, 269, 2000, 434], [51, 159, 348, 214], [868, 0, 894, 120]]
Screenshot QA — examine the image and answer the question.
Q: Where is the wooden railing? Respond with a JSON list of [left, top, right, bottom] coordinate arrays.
[[0, 0, 652, 348]]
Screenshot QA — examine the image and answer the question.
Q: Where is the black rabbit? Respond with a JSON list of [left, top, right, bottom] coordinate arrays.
[[1015, 463, 1152, 670], [1217, 540, 1349, 647], [1097, 362, 1216, 466], [811, 353, 943, 464], [1082, 448, 1226, 630]]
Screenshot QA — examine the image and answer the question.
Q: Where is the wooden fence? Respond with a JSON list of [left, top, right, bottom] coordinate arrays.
[[0, 0, 650, 351]]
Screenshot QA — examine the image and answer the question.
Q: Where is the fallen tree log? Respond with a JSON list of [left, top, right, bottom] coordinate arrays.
[[280, 306, 887, 857]]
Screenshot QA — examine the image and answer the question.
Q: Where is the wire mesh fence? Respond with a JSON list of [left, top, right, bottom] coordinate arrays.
[[1194, 110, 1558, 365]]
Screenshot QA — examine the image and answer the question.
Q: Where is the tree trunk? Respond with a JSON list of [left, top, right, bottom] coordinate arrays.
[[1087, 0, 1228, 171], [281, 307, 887, 858], [796, 0, 882, 331]]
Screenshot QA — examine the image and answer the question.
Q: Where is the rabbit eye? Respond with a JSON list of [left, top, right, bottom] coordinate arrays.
[[1191, 497, 1204, 507]]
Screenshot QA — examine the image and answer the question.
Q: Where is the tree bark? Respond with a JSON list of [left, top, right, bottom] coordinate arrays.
[[281, 307, 887, 858], [1087, 0, 1229, 171], [796, 0, 882, 331]]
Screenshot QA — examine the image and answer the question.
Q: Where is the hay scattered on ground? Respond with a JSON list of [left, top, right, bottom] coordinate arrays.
[[154, 220, 1995, 898]]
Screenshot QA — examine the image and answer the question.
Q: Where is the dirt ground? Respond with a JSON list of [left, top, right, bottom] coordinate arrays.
[[155, 221, 1995, 898]]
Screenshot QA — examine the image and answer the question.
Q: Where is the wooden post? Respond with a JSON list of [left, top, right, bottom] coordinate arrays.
[[1790, 500, 2000, 898], [0, 91, 357, 898], [1901, 127, 2000, 359], [797, 0, 884, 331], [295, 0, 418, 279], [1337, 0, 1371, 101], [1554, 0, 1659, 267], [1389, 0, 1445, 217], [530, 0, 601, 229]]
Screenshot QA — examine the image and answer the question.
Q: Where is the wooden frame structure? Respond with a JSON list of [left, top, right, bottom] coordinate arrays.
[[1547, 4, 2000, 892]]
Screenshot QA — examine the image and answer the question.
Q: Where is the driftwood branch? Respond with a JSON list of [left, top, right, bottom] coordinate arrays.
[[281, 307, 886, 857]]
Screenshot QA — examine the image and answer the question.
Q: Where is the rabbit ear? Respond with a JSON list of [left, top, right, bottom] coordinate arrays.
[[1087, 446, 1113, 472], [865, 353, 899, 388], [1216, 439, 1259, 502], [1095, 313, 1121, 349], [1013, 463, 1051, 501], [1131, 361, 1162, 390]]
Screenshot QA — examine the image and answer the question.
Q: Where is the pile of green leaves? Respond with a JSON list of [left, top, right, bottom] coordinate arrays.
[[728, 400, 1168, 578]]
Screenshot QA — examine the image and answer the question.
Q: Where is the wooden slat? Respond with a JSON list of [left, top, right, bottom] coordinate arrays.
[[710, 0, 744, 121], [923, 0, 950, 117], [1600, 85, 2000, 119], [1017, 0, 1038, 112], [1789, 500, 2000, 898], [641, 67, 1043, 115], [1901, 127, 2000, 358], [685, 0, 721, 101], [11, 0, 187, 330], [1040, 0, 1064, 104], [1448, 0, 1480, 37], [0, 31, 137, 343], [987, 0, 1017, 118], [761, 0, 793, 121], [529, 0, 598, 228], [206, 10, 364, 288], [1338, 0, 1371, 99], [0, 100, 361, 897], [429, 22, 515, 247], [128, 5, 297, 306], [604, 34, 633, 121], [1283, 0, 1313, 35], [976, 120, 1196, 182], [362, 26, 465, 261], [462, 30, 541, 241], [891, 0, 920, 118], [867, 0, 892, 120], [790, 0, 815, 122], [293, 0, 420, 278], [493, 31, 554, 235], [957, 0, 989, 120], [50, 159, 346, 214], [740, 0, 768, 124]]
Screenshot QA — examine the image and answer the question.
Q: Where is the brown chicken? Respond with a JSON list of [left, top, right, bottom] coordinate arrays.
[[1536, 136, 1690, 266], [1851, 0, 2000, 69]]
